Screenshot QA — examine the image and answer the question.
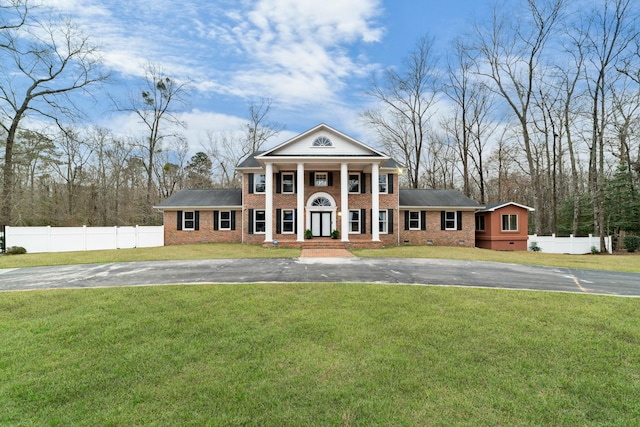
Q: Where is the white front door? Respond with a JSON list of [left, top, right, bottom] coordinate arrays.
[[311, 212, 332, 237]]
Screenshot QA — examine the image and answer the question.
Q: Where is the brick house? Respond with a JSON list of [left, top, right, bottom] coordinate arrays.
[[475, 202, 535, 251], [155, 124, 483, 248]]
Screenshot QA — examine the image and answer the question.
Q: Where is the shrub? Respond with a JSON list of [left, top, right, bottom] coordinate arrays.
[[6, 246, 27, 255], [591, 245, 599, 254], [623, 236, 640, 253], [529, 241, 541, 252], [331, 229, 340, 239], [304, 229, 313, 239]]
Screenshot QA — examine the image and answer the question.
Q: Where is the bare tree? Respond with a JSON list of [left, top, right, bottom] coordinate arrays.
[[204, 99, 283, 188], [470, 0, 566, 233], [244, 98, 284, 153], [582, 0, 639, 248], [362, 35, 440, 188], [122, 63, 189, 224], [0, 9, 107, 225]]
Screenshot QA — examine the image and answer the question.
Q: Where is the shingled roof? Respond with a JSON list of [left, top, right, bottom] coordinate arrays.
[[155, 189, 242, 209], [399, 189, 483, 209]]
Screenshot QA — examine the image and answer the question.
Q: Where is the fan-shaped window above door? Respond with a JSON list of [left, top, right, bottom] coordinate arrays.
[[311, 196, 331, 206]]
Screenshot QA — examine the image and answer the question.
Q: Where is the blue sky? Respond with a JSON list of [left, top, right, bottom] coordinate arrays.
[[49, 0, 490, 148]]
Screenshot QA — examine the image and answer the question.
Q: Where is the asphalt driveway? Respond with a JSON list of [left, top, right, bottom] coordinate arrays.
[[1, 257, 639, 296]]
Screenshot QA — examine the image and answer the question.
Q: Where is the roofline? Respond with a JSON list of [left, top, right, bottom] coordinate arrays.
[[154, 205, 242, 210], [476, 202, 535, 213], [400, 206, 484, 210]]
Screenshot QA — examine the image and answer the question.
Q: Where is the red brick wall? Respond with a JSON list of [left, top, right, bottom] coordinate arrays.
[[398, 210, 476, 247], [475, 205, 529, 251], [164, 209, 242, 245], [243, 170, 400, 245]]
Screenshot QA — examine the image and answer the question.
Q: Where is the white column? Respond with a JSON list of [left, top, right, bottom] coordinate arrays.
[[297, 162, 305, 242], [371, 163, 380, 242], [265, 162, 273, 242], [340, 162, 349, 241]]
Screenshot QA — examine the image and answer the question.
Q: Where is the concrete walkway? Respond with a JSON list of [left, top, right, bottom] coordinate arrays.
[[300, 248, 356, 257]]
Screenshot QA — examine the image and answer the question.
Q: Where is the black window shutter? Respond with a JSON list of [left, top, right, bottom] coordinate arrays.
[[293, 173, 297, 194], [421, 211, 427, 231], [328, 172, 333, 186], [309, 172, 315, 186], [388, 209, 394, 234], [361, 172, 366, 193], [194, 211, 200, 230], [276, 173, 282, 194], [248, 174, 254, 194], [441, 211, 446, 230], [457, 211, 463, 230], [177, 211, 183, 230], [388, 174, 394, 194], [294, 209, 298, 233], [248, 209, 254, 234], [276, 209, 282, 234], [213, 210, 219, 230], [361, 208, 366, 234], [404, 211, 409, 230], [231, 211, 236, 230]]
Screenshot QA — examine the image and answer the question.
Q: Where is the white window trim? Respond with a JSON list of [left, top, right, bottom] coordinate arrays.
[[281, 209, 295, 234], [219, 210, 231, 231], [379, 210, 388, 234], [254, 210, 266, 234], [183, 211, 195, 231], [445, 211, 457, 231], [282, 173, 295, 194], [315, 172, 328, 187], [502, 214, 518, 231], [409, 211, 421, 230], [379, 174, 388, 194], [348, 173, 360, 194], [254, 174, 266, 193], [348, 209, 360, 234]]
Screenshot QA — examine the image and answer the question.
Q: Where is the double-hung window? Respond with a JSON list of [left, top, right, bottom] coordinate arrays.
[[348, 174, 360, 193], [314, 172, 328, 186], [254, 210, 266, 233], [502, 214, 518, 231], [378, 174, 388, 194], [349, 210, 360, 233], [409, 211, 421, 230], [254, 174, 266, 193], [476, 214, 485, 231], [378, 210, 388, 234], [282, 173, 294, 193], [219, 211, 231, 230], [444, 211, 457, 230], [183, 211, 195, 230], [282, 209, 294, 233]]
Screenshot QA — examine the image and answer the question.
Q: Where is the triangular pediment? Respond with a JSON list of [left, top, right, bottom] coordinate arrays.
[[259, 124, 386, 159]]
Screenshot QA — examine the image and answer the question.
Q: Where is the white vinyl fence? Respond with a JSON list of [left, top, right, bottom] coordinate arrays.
[[4, 225, 164, 253], [527, 234, 612, 254]]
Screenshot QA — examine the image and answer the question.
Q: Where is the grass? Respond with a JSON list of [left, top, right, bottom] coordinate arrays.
[[0, 243, 300, 269], [1, 284, 638, 426], [352, 245, 640, 273], [2, 242, 639, 273]]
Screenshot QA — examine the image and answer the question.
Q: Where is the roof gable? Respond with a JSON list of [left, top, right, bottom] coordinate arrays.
[[259, 123, 387, 158], [477, 202, 535, 212]]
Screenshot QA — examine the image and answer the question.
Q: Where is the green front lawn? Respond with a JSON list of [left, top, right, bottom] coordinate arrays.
[[352, 245, 640, 273], [1, 242, 640, 272], [1, 284, 638, 426]]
